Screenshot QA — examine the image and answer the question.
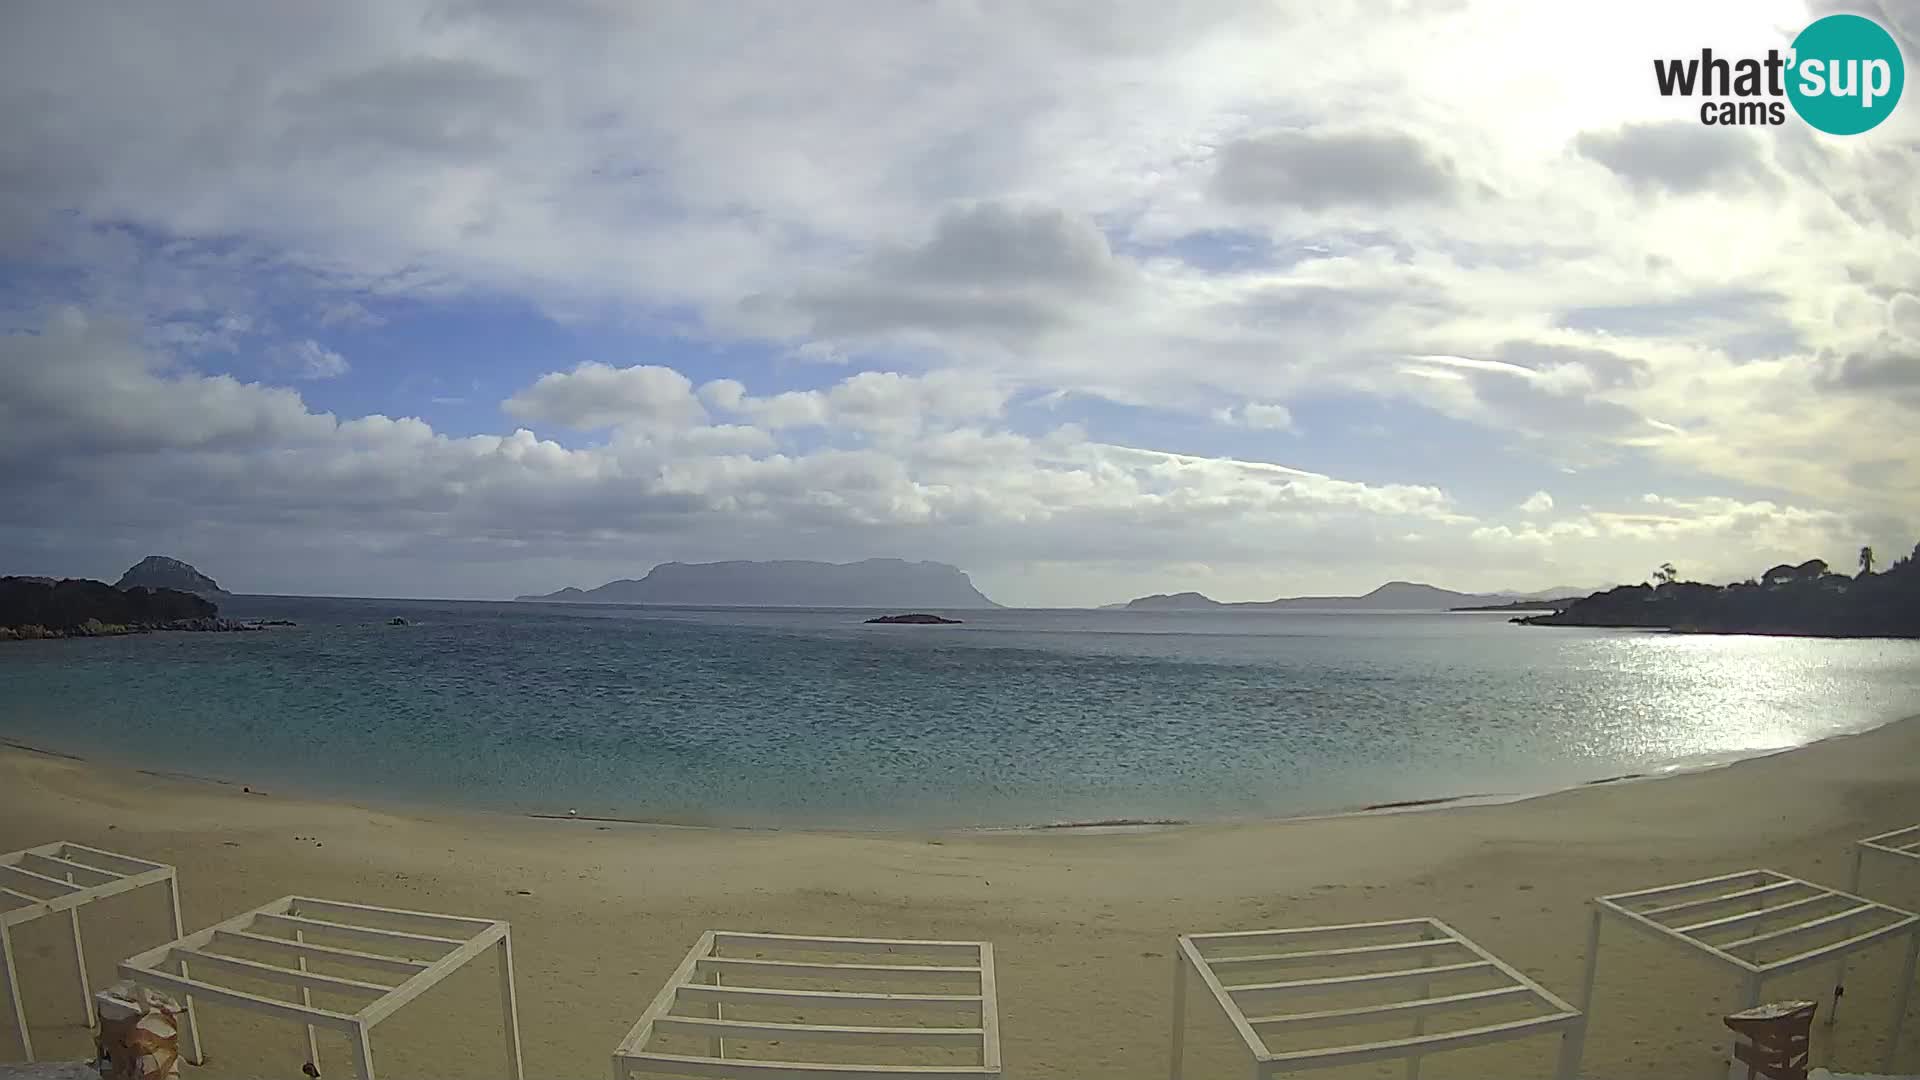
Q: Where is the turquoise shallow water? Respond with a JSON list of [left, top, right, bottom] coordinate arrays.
[[2, 596, 1918, 828]]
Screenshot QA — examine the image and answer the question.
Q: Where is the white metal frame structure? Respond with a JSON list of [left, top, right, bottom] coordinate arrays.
[[119, 895, 524, 1080], [1581, 869, 1920, 1072], [1850, 825, 1920, 896], [1, 842, 184, 1063], [1834, 826, 1920, 1025], [612, 930, 1002, 1080], [1169, 917, 1586, 1079]]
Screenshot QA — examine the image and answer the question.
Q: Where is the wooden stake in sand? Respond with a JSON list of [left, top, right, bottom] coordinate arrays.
[[117, 895, 524, 1080], [0, 841, 186, 1063]]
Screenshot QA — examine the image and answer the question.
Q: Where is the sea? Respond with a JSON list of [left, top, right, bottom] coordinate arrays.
[[3, 596, 1918, 829]]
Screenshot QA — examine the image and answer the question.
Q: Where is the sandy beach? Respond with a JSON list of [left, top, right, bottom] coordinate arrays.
[[3, 718, 1919, 1079]]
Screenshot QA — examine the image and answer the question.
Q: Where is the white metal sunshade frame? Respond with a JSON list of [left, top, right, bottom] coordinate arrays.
[[1, 841, 186, 1063], [612, 930, 1002, 1080], [1169, 917, 1586, 1079], [1850, 824, 1920, 894], [118, 895, 524, 1080], [1835, 826, 1920, 1026], [1580, 868, 1920, 1073]]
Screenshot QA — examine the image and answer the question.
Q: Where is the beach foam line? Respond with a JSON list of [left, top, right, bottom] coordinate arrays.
[[0, 737, 85, 761]]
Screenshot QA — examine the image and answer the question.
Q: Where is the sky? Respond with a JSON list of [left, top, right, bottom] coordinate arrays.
[[1, 0, 1916, 607]]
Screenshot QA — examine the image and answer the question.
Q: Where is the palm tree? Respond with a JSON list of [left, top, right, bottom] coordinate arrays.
[[1859, 546, 1875, 576]]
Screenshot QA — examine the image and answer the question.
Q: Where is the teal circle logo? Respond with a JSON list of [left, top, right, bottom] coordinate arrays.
[[1788, 13, 1904, 134]]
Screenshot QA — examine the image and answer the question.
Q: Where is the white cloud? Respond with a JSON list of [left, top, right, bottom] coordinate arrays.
[[1241, 403, 1294, 430], [1519, 491, 1554, 514], [502, 363, 705, 431], [708, 369, 1009, 438], [1214, 402, 1295, 431], [276, 339, 351, 380]]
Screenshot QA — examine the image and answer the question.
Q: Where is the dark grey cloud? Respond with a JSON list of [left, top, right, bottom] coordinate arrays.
[[1574, 122, 1774, 196], [1772, 125, 1919, 238], [1400, 341, 1655, 446], [1211, 130, 1459, 209], [877, 203, 1121, 288], [1892, 293, 1920, 339], [760, 202, 1132, 344], [1823, 348, 1919, 393], [278, 57, 537, 159]]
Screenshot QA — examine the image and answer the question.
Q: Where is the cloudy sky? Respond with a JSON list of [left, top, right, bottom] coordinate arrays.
[[2, 0, 1916, 606]]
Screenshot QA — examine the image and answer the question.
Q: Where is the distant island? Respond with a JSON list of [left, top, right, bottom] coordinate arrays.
[[517, 558, 1000, 609], [865, 613, 962, 625], [1449, 597, 1582, 613], [1110, 581, 1593, 612], [115, 554, 230, 596], [1518, 545, 1920, 638]]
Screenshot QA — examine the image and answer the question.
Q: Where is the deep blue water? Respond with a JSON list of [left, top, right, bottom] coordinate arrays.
[[2, 596, 1918, 828]]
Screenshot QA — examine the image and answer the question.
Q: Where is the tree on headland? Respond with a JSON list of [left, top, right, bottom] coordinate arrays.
[[1518, 541, 1920, 637]]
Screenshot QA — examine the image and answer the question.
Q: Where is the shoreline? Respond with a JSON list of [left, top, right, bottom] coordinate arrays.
[[2, 711, 1906, 835], [4, 713, 1920, 1077]]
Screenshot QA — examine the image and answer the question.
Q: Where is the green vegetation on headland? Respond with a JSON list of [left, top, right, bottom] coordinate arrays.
[[1, 556, 279, 641], [0, 576, 231, 639], [1518, 544, 1920, 638]]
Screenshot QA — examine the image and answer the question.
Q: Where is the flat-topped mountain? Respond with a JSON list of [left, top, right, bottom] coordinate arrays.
[[517, 558, 999, 609], [115, 555, 229, 596], [1117, 581, 1532, 611], [1122, 591, 1224, 610]]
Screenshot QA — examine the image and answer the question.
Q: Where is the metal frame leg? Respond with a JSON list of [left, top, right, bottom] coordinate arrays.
[[498, 933, 525, 1080], [69, 905, 95, 1028], [1168, 950, 1188, 1080], [1833, 845, 1866, 1024], [349, 1021, 377, 1080], [164, 874, 204, 1066], [1554, 1015, 1588, 1080], [1577, 908, 1602, 1012], [1886, 932, 1918, 1073], [1406, 924, 1434, 1080], [295, 928, 320, 1073], [2, 921, 32, 1062]]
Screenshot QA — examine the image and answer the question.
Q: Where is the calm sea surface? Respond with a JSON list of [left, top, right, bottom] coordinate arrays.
[[3, 596, 1918, 828]]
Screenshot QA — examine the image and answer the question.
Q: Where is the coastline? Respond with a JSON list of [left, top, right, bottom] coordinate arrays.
[[5, 704, 1907, 835], [5, 713, 1920, 1077]]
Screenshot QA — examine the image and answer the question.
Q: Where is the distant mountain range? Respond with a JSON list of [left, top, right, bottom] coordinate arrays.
[[516, 558, 1000, 608], [1107, 581, 1596, 612]]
